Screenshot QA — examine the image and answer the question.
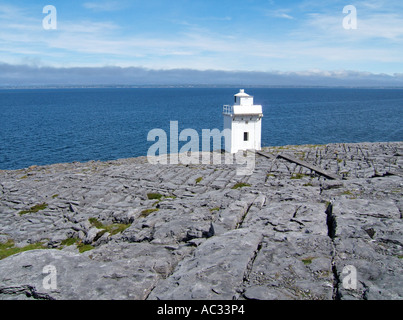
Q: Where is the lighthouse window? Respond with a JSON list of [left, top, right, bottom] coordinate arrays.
[[244, 132, 249, 141]]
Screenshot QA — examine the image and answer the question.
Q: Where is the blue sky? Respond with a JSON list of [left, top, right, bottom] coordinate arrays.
[[1, 0, 403, 85]]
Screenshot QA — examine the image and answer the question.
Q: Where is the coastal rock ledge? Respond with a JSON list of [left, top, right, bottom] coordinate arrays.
[[0, 142, 402, 300]]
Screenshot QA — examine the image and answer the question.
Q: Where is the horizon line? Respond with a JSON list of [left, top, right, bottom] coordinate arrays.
[[1, 84, 403, 89]]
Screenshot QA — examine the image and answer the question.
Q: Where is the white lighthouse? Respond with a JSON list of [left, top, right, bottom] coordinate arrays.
[[223, 89, 263, 153]]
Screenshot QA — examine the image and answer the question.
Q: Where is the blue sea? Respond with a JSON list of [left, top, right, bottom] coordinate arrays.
[[0, 88, 402, 170]]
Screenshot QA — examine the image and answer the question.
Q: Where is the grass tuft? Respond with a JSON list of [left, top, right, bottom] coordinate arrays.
[[147, 193, 164, 200], [19, 203, 48, 216], [60, 238, 78, 247], [88, 218, 131, 236], [0, 239, 47, 260], [140, 208, 159, 218], [77, 242, 94, 253], [231, 182, 251, 189], [291, 173, 308, 180], [302, 257, 315, 265]]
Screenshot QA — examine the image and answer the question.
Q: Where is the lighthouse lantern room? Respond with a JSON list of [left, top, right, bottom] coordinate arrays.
[[223, 89, 263, 153]]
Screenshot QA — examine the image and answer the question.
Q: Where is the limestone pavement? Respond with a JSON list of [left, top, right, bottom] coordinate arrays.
[[0, 142, 402, 300]]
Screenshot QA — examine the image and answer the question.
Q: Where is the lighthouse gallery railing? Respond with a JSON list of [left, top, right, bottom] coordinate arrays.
[[223, 105, 233, 115]]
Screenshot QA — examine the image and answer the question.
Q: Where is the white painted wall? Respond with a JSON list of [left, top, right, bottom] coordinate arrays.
[[223, 89, 263, 153], [235, 96, 253, 106], [233, 104, 262, 115], [223, 115, 233, 152], [253, 117, 262, 151], [223, 116, 262, 153], [231, 117, 262, 153]]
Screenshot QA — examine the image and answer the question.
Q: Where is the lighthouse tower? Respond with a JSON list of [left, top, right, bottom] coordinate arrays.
[[223, 89, 263, 153]]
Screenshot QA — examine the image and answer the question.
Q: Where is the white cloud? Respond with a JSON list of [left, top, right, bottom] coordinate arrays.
[[265, 9, 294, 20], [1, 1, 403, 74], [1, 63, 403, 87], [277, 13, 294, 20], [0, 4, 27, 19], [82, 1, 125, 12], [296, 1, 403, 42], [59, 21, 121, 33]]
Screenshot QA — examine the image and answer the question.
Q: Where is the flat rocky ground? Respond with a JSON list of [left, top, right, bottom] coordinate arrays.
[[0, 142, 402, 300]]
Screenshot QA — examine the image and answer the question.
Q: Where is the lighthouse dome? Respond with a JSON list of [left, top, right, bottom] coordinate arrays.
[[234, 89, 250, 97]]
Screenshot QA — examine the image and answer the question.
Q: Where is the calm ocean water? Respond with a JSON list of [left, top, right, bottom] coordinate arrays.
[[0, 88, 402, 170]]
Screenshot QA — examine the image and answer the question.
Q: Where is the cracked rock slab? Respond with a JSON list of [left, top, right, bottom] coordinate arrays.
[[147, 228, 263, 300], [242, 235, 334, 300], [0, 244, 185, 300]]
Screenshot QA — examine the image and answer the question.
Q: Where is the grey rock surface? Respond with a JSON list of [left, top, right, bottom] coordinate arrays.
[[0, 142, 402, 300]]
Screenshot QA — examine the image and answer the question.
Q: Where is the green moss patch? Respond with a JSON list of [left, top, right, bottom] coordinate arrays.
[[147, 193, 176, 206], [303, 182, 314, 187], [60, 237, 79, 247], [19, 203, 48, 216], [0, 239, 47, 260], [147, 193, 164, 200], [61, 238, 95, 254], [231, 182, 251, 189], [302, 257, 315, 265], [340, 190, 359, 199], [88, 218, 131, 236], [104, 224, 130, 236], [164, 195, 177, 199], [341, 190, 354, 195], [291, 173, 309, 180], [140, 208, 159, 218], [77, 242, 94, 253]]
